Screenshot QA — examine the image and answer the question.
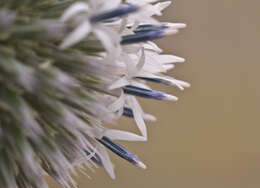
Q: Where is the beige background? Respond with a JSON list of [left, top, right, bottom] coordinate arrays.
[[48, 0, 260, 187]]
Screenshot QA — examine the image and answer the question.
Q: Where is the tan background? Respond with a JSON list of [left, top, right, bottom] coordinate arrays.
[[48, 0, 260, 187]]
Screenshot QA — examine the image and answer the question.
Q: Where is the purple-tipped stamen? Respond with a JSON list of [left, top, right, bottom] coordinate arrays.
[[123, 85, 177, 101], [121, 30, 165, 45], [97, 136, 146, 169], [90, 5, 139, 23], [134, 24, 169, 34], [123, 85, 164, 100], [133, 23, 186, 33]]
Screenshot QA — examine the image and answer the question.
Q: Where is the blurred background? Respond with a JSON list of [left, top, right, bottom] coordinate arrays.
[[48, 0, 260, 187]]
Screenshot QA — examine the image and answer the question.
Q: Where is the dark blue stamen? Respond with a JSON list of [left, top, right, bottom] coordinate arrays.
[[121, 30, 165, 45], [90, 5, 139, 23], [134, 24, 168, 34], [123, 107, 134, 118], [97, 136, 141, 166], [123, 85, 165, 100], [85, 150, 103, 165], [101, 17, 120, 23], [136, 77, 171, 85]]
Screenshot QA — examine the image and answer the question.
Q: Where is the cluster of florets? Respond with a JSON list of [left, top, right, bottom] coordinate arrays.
[[0, 0, 188, 187]]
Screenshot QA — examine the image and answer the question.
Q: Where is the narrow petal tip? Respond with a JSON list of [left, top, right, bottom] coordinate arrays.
[[164, 29, 179, 36], [143, 114, 157, 122], [164, 94, 178, 101], [136, 161, 147, 169], [164, 23, 187, 29]]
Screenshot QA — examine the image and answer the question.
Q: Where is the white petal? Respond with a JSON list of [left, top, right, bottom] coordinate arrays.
[[136, 47, 146, 72], [59, 21, 91, 49], [163, 22, 187, 30], [104, 129, 147, 141], [162, 77, 191, 89], [122, 53, 137, 77], [143, 41, 163, 53], [131, 80, 151, 89], [101, 0, 121, 11], [127, 96, 147, 138], [126, 0, 159, 5], [143, 113, 156, 122], [140, 1, 171, 18], [122, 44, 141, 54], [157, 55, 186, 63], [119, 18, 128, 34], [61, 2, 89, 22], [136, 161, 147, 169], [121, 49, 145, 79], [162, 64, 175, 71], [163, 94, 178, 101], [108, 77, 130, 90], [94, 26, 119, 53], [163, 28, 179, 36], [96, 144, 115, 179], [175, 80, 191, 88], [153, 1, 172, 16], [107, 91, 125, 112]]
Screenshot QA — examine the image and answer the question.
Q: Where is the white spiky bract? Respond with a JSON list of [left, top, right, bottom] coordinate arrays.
[[0, 0, 189, 187]]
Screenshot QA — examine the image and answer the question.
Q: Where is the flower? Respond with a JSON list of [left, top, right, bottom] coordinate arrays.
[[59, 0, 190, 182], [0, 1, 189, 187]]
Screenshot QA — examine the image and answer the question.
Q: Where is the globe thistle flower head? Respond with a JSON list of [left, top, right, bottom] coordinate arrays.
[[0, 0, 189, 187]]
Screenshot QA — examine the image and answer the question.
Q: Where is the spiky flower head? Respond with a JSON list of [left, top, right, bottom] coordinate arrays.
[[0, 0, 189, 187]]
